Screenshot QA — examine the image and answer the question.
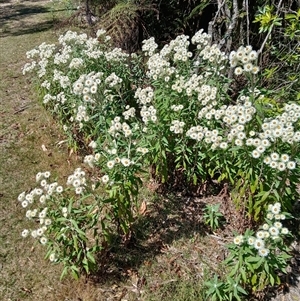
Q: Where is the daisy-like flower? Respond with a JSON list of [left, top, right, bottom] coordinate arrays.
[[280, 154, 289, 162], [262, 223, 269, 230], [252, 150, 260, 158], [75, 187, 83, 194], [37, 228, 44, 236], [277, 162, 286, 171], [269, 226, 279, 236], [266, 213, 274, 220], [254, 238, 265, 250], [252, 66, 260, 74], [256, 231, 265, 239], [233, 235, 244, 245], [56, 186, 63, 193], [234, 67, 243, 76], [274, 221, 282, 229], [258, 248, 269, 257], [270, 161, 278, 169], [270, 152, 279, 161], [40, 237, 48, 245], [121, 157, 131, 167], [45, 218, 52, 226], [107, 160, 115, 169], [22, 200, 28, 208], [287, 161, 296, 170], [21, 229, 29, 238], [281, 227, 289, 235], [263, 156, 271, 165], [271, 203, 281, 214], [44, 171, 51, 178], [101, 175, 109, 184], [244, 63, 253, 72], [248, 236, 255, 245], [49, 253, 56, 262]]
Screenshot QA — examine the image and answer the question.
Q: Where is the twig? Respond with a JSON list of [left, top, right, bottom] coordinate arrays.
[[258, 0, 284, 56], [219, 0, 239, 51]]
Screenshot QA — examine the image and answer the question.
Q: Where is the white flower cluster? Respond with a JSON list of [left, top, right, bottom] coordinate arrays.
[[141, 105, 157, 124], [54, 44, 72, 65], [84, 153, 101, 168], [229, 45, 259, 75], [234, 203, 289, 257], [104, 47, 129, 61], [75, 105, 89, 123], [191, 29, 211, 47], [53, 69, 70, 89], [105, 72, 123, 87], [41, 80, 51, 90], [43, 93, 56, 104], [142, 37, 158, 56], [66, 168, 86, 194], [58, 30, 88, 46], [196, 84, 217, 105], [134, 87, 154, 105], [106, 157, 132, 169], [259, 103, 300, 144], [122, 105, 136, 119], [69, 57, 84, 69], [171, 104, 184, 111], [136, 147, 149, 155], [170, 120, 185, 134], [108, 116, 132, 137], [73, 71, 103, 99], [199, 44, 227, 64], [18, 171, 66, 245]]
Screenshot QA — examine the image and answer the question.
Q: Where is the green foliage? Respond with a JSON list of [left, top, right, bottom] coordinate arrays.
[[20, 27, 299, 288], [203, 203, 224, 231]]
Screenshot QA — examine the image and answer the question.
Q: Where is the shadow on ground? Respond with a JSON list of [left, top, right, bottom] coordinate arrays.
[[0, 2, 74, 37]]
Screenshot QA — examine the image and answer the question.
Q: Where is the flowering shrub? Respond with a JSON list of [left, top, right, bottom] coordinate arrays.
[[205, 203, 292, 300], [21, 28, 299, 282]]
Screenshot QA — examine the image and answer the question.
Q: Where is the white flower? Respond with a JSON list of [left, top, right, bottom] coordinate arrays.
[[277, 162, 286, 171], [45, 218, 52, 226], [287, 161, 296, 170], [121, 158, 131, 167], [254, 238, 264, 250], [281, 227, 289, 235], [234, 67, 243, 76], [56, 186, 63, 193], [258, 248, 269, 257], [233, 235, 244, 245], [270, 152, 279, 161], [262, 223, 269, 230], [101, 175, 109, 184], [274, 221, 282, 229], [248, 236, 255, 245], [49, 253, 56, 262], [107, 160, 115, 169], [40, 237, 48, 245], [22, 200, 28, 208], [280, 154, 289, 162], [271, 203, 281, 214], [21, 229, 29, 238], [256, 231, 265, 239], [269, 226, 279, 236]]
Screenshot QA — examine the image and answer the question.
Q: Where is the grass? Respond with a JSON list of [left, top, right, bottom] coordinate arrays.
[[1, 1, 299, 301]]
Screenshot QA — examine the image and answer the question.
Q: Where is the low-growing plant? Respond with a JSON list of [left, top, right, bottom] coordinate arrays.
[[206, 203, 292, 300], [18, 164, 145, 279], [203, 203, 224, 231]]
